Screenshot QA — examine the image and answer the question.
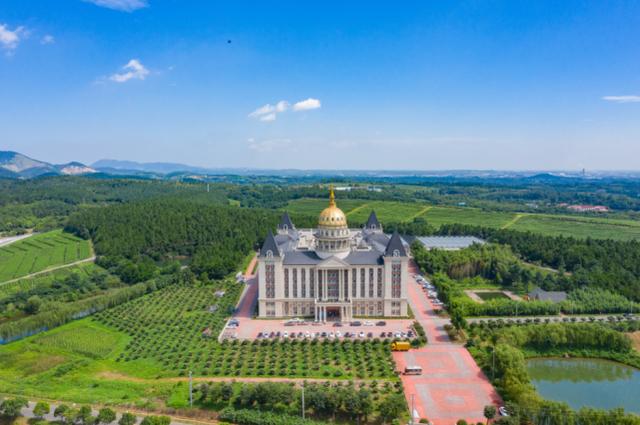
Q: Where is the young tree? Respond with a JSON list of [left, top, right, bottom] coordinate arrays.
[[118, 412, 137, 425], [378, 394, 406, 424], [76, 405, 95, 425], [483, 405, 497, 424], [97, 407, 116, 425], [54, 404, 70, 422], [0, 397, 28, 418], [33, 401, 51, 419]]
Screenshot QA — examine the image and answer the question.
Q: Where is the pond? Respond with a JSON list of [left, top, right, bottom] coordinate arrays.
[[527, 358, 640, 414]]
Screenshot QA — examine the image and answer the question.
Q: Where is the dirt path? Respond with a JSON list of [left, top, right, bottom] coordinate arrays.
[[406, 206, 432, 222], [345, 203, 369, 217], [0, 256, 96, 286], [501, 213, 527, 229], [0, 233, 36, 248], [96, 371, 380, 386]]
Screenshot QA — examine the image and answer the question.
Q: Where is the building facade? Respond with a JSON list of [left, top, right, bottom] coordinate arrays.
[[257, 188, 409, 320]]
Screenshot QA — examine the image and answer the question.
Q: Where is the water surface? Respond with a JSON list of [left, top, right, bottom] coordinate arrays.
[[527, 358, 640, 414]]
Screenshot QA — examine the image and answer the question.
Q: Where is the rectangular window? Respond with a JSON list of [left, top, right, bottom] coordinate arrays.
[[391, 263, 402, 298], [344, 270, 349, 300], [310, 269, 315, 298], [369, 268, 374, 298], [293, 268, 298, 298], [377, 268, 383, 297], [360, 268, 365, 298], [284, 268, 289, 298], [301, 269, 306, 298], [318, 270, 323, 298], [352, 268, 357, 298], [265, 264, 275, 299], [266, 302, 275, 317], [327, 270, 339, 299]]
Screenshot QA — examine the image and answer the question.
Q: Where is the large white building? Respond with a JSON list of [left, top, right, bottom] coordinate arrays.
[[257, 188, 409, 321]]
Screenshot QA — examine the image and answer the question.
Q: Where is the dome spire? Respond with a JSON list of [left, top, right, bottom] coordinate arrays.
[[329, 184, 336, 207]]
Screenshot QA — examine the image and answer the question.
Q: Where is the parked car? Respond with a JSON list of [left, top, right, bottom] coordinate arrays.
[[351, 321, 362, 326], [376, 320, 386, 326], [333, 322, 343, 327], [367, 332, 373, 338], [336, 331, 342, 338], [358, 331, 365, 338], [283, 331, 289, 338], [499, 406, 509, 417], [363, 321, 374, 326]]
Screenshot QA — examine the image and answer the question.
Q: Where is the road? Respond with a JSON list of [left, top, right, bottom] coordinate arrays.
[[0, 233, 35, 248], [393, 261, 501, 425], [0, 256, 96, 286]]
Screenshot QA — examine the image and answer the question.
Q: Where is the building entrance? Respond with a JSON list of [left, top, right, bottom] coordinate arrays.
[[326, 307, 341, 321]]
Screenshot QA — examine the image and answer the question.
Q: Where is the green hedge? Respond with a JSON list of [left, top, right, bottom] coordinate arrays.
[[218, 408, 326, 425]]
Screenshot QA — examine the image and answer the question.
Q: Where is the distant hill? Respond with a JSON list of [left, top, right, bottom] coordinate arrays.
[[0, 151, 96, 179], [92, 159, 213, 175]]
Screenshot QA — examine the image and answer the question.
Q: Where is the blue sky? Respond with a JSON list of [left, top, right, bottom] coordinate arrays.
[[1, 1, 639, 170]]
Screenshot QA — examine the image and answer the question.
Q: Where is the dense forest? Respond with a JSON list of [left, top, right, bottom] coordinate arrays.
[[65, 200, 282, 282]]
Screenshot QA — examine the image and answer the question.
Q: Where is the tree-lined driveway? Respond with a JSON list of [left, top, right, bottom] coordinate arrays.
[[393, 261, 502, 425]]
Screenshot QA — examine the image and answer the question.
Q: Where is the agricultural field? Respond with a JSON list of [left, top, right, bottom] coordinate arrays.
[[0, 262, 101, 303], [285, 198, 640, 241], [509, 214, 640, 241], [0, 277, 396, 409], [96, 281, 395, 379], [0, 229, 92, 282]]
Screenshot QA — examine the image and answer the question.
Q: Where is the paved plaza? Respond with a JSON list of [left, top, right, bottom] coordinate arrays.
[[394, 261, 502, 425]]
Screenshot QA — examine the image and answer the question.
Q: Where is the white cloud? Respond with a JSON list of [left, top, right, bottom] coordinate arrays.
[[109, 59, 149, 83], [602, 95, 640, 103], [84, 0, 148, 12], [41, 34, 55, 45], [248, 104, 276, 118], [248, 138, 292, 152], [293, 98, 321, 111], [275, 100, 289, 112], [248, 98, 319, 122], [259, 113, 277, 122], [0, 24, 25, 52]]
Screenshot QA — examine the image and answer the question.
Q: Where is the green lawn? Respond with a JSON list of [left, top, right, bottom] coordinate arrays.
[[0, 230, 92, 282], [421, 206, 515, 228]]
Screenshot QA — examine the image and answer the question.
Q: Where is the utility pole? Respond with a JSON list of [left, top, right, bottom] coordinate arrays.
[[301, 382, 305, 419], [189, 371, 193, 407], [410, 394, 415, 425]]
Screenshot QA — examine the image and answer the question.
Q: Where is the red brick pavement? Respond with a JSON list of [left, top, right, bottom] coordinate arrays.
[[394, 261, 502, 425]]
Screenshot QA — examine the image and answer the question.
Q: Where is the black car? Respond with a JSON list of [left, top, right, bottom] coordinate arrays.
[[367, 332, 373, 338], [321, 331, 327, 337], [333, 322, 343, 327], [351, 321, 362, 326], [376, 321, 386, 326]]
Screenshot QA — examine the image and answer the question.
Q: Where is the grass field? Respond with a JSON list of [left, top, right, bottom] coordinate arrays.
[[0, 230, 92, 282], [285, 198, 640, 240], [475, 291, 511, 301]]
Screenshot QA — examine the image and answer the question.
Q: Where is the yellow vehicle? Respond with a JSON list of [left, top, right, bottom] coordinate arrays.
[[391, 341, 411, 351]]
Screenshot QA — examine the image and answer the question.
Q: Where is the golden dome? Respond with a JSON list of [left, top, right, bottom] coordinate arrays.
[[318, 186, 347, 228]]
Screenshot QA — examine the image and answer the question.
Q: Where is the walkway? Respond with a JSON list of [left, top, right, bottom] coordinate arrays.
[[393, 262, 501, 425], [0, 233, 35, 248]]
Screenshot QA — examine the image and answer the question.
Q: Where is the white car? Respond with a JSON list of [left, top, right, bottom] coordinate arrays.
[[358, 331, 365, 338], [363, 321, 374, 326], [336, 331, 342, 338], [305, 331, 311, 338], [329, 332, 335, 339], [283, 331, 289, 338], [499, 406, 509, 417]]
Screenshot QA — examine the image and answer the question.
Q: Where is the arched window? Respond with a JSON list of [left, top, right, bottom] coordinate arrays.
[[266, 250, 273, 258]]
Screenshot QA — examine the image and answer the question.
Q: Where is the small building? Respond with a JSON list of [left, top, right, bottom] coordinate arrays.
[[527, 287, 567, 303], [411, 236, 485, 251], [201, 327, 213, 338]]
